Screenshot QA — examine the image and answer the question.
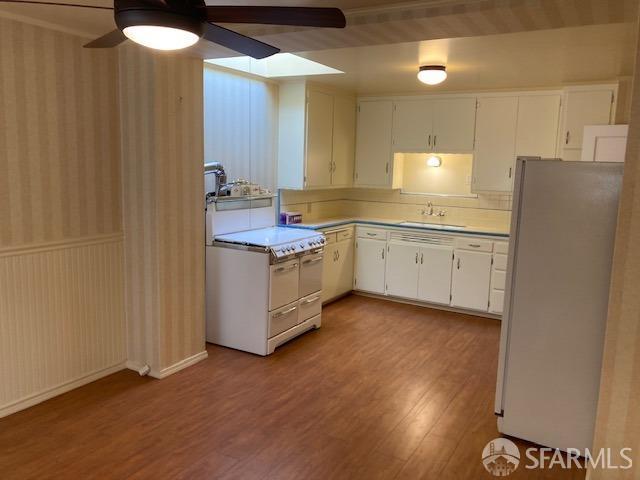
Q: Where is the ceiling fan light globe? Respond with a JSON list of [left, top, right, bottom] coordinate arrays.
[[123, 25, 199, 50], [417, 65, 447, 85]]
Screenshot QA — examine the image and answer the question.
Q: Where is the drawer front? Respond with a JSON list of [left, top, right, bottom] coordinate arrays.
[[494, 253, 508, 271], [323, 232, 338, 245], [357, 227, 387, 240], [454, 237, 494, 253], [494, 242, 509, 255], [298, 292, 322, 322], [336, 228, 354, 241], [491, 270, 506, 291], [269, 301, 299, 338], [489, 289, 505, 315], [269, 258, 299, 311], [299, 252, 323, 297]]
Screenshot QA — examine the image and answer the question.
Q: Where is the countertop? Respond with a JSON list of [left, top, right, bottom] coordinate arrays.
[[281, 216, 510, 238]]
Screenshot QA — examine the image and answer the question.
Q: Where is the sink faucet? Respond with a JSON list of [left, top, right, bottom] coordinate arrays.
[[421, 201, 446, 217]]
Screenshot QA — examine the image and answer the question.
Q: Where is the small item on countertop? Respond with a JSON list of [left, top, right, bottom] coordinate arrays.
[[280, 211, 302, 225]]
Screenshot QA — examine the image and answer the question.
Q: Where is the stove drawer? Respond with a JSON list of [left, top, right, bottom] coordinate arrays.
[[270, 258, 299, 310], [298, 292, 322, 322], [269, 301, 299, 338], [299, 252, 323, 297]]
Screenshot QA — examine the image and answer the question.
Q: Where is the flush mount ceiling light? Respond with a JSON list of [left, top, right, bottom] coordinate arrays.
[[119, 10, 203, 51], [426, 155, 442, 167], [418, 65, 447, 86]]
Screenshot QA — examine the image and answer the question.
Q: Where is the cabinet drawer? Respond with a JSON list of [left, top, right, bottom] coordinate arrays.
[[269, 301, 299, 338], [269, 258, 299, 311], [494, 253, 508, 271], [491, 270, 506, 291], [298, 292, 322, 322], [454, 237, 493, 252], [336, 228, 354, 241], [489, 289, 505, 315], [494, 242, 509, 255], [323, 232, 337, 245], [357, 227, 387, 240]]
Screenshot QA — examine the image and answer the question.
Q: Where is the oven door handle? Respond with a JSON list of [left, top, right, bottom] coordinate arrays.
[[272, 306, 297, 318], [275, 263, 298, 273], [302, 296, 321, 305], [302, 257, 323, 265]]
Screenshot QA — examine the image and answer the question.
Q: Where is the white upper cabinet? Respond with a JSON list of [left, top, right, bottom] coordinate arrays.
[[472, 96, 519, 192], [515, 94, 561, 159], [560, 87, 615, 160], [305, 90, 334, 188], [432, 98, 477, 152], [277, 81, 356, 190], [392, 100, 433, 152], [354, 100, 394, 188], [391, 97, 476, 153]]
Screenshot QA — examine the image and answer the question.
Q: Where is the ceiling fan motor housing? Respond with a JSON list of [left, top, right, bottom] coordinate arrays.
[[114, 0, 205, 40]]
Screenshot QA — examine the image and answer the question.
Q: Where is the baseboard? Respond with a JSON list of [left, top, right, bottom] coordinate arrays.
[[0, 362, 127, 419], [352, 291, 502, 320], [149, 350, 208, 379]]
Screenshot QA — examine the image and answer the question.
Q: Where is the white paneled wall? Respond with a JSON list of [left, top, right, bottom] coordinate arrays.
[[204, 65, 278, 191], [0, 237, 126, 416]]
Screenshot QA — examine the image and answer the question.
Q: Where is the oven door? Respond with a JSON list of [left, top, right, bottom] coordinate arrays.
[[269, 258, 299, 311], [299, 251, 323, 297]]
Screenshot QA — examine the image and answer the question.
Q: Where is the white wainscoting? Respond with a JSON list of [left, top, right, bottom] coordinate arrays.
[[0, 235, 127, 417]]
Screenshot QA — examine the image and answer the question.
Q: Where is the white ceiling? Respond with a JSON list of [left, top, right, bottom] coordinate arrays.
[[294, 23, 637, 95]]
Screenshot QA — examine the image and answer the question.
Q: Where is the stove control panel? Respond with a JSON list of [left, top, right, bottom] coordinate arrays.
[[271, 235, 325, 260]]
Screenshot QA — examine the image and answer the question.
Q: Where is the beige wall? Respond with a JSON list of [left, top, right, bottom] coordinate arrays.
[[400, 153, 474, 196], [590, 13, 640, 480], [0, 18, 126, 416], [120, 47, 205, 374]]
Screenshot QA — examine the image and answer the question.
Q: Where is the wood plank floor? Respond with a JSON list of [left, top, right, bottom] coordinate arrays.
[[0, 295, 585, 479]]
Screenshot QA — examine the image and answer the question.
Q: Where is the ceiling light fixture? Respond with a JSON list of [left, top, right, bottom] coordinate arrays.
[[427, 155, 442, 167], [118, 11, 203, 51], [418, 65, 447, 86]]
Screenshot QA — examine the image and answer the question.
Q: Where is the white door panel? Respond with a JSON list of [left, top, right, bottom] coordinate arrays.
[[451, 250, 492, 311], [332, 95, 356, 186], [392, 100, 433, 152], [305, 90, 334, 188], [432, 98, 476, 152], [354, 238, 386, 294], [417, 245, 453, 305], [563, 90, 613, 149], [516, 95, 561, 158], [385, 242, 419, 299], [355, 101, 393, 187]]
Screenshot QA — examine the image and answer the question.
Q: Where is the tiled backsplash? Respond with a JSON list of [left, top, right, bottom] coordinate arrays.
[[279, 188, 512, 230]]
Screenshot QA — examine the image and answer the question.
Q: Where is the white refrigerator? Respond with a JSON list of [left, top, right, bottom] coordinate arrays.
[[495, 158, 623, 452]]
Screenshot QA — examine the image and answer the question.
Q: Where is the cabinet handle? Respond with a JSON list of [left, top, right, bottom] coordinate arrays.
[[302, 257, 323, 265], [337, 250, 340, 261], [434, 135, 437, 148], [428, 134, 431, 147], [273, 306, 297, 318], [415, 252, 419, 264], [329, 161, 333, 172], [366, 232, 377, 237], [275, 264, 298, 273], [333, 162, 337, 172], [508, 167, 512, 179], [565, 131, 570, 145], [302, 296, 321, 305], [385, 163, 389, 174], [382, 248, 385, 260], [457, 257, 461, 269], [420, 253, 424, 264], [469, 244, 482, 248]]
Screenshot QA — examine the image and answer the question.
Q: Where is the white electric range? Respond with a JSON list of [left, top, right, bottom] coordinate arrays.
[[205, 197, 325, 356]]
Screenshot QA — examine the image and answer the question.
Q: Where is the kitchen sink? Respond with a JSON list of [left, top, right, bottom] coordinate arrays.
[[400, 221, 467, 231]]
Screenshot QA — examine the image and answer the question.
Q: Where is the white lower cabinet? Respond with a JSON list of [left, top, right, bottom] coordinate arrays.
[[417, 245, 454, 305], [451, 249, 492, 311], [354, 236, 386, 294], [385, 242, 420, 298], [321, 227, 354, 303]]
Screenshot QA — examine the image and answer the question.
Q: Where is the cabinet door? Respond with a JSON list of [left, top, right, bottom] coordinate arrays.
[[451, 250, 492, 311], [516, 94, 561, 158], [563, 90, 613, 150], [472, 97, 519, 192], [355, 101, 393, 187], [332, 95, 356, 187], [354, 238, 386, 294], [417, 245, 453, 305], [305, 90, 334, 188], [335, 239, 354, 296], [392, 100, 433, 152], [385, 242, 419, 299], [432, 98, 476, 152], [321, 246, 339, 302]]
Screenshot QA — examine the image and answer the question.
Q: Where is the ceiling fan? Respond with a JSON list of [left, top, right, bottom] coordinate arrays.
[[0, 0, 346, 58]]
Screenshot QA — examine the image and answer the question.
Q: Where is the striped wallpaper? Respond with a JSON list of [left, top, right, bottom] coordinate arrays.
[[0, 17, 126, 416], [589, 15, 640, 480], [119, 46, 206, 374]]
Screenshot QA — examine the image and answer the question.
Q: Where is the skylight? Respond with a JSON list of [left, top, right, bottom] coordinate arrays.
[[205, 53, 343, 78]]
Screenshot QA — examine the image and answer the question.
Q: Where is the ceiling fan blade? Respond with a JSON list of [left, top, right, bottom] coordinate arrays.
[[0, 0, 112, 9], [84, 29, 128, 48], [203, 23, 280, 59], [204, 6, 346, 28]]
